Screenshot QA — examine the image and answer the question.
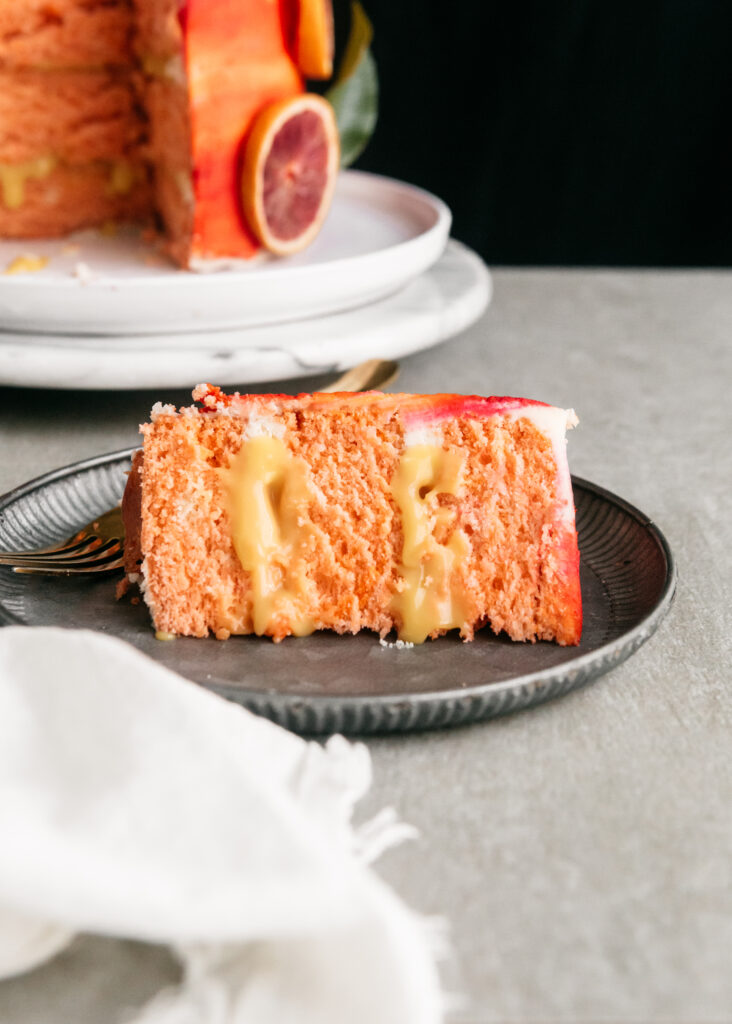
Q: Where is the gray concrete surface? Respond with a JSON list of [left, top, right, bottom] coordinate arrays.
[[1, 270, 730, 1022]]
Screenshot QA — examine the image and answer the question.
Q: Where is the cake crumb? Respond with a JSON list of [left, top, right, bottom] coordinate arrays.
[[215, 628, 231, 640], [4, 254, 48, 275], [150, 402, 176, 421], [379, 638, 415, 650], [72, 261, 96, 284], [155, 630, 176, 641]]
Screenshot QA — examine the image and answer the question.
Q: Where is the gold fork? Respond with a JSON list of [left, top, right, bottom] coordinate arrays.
[[0, 359, 399, 577], [0, 507, 126, 576]]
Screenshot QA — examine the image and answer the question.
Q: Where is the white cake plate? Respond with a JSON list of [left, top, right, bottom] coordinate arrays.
[[0, 241, 490, 390], [0, 171, 450, 336]]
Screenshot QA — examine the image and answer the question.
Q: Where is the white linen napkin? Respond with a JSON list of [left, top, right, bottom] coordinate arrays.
[[0, 626, 444, 1023]]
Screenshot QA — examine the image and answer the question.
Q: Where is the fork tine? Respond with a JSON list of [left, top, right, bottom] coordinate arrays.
[[1, 529, 121, 559], [4, 528, 104, 558], [1, 532, 115, 560], [17, 537, 121, 563], [0, 503, 127, 576], [11, 547, 123, 569], [7, 544, 122, 567], [13, 555, 125, 577], [1, 539, 123, 571]]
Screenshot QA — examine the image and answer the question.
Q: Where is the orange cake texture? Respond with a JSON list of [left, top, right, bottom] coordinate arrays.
[[0, 70, 145, 164], [0, 0, 134, 69], [0, 1, 150, 239], [123, 388, 583, 646], [0, 163, 151, 238]]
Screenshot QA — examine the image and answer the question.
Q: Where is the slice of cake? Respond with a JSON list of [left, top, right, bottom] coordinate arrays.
[[122, 386, 582, 646]]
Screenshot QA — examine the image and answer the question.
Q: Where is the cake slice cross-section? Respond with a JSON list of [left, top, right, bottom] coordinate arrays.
[[122, 387, 583, 645]]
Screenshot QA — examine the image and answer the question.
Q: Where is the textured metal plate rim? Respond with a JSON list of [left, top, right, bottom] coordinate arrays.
[[0, 449, 677, 735]]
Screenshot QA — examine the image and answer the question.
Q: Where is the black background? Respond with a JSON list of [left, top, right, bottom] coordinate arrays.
[[338, 0, 732, 266]]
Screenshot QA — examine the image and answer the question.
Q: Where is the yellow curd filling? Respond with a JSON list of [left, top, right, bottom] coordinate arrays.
[[224, 435, 315, 637], [140, 54, 186, 84], [107, 160, 137, 196], [390, 443, 469, 643], [0, 157, 140, 209], [0, 156, 57, 210], [3, 254, 49, 275], [225, 432, 470, 643]]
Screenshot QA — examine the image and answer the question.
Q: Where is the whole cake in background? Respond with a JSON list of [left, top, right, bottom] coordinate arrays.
[[0, 0, 356, 268], [122, 386, 583, 646]]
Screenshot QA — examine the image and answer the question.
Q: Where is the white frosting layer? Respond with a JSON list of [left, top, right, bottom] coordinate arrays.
[[402, 424, 444, 447], [504, 404, 578, 434], [241, 412, 286, 440]]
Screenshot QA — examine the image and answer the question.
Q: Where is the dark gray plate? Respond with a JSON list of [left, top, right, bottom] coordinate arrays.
[[0, 449, 676, 734]]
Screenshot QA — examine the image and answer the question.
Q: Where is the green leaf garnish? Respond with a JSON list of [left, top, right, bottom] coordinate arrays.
[[326, 2, 379, 168]]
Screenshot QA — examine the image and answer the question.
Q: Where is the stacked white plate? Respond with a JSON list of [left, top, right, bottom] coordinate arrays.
[[0, 171, 491, 390]]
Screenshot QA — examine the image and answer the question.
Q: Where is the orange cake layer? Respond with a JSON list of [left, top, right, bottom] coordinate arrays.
[[0, 0, 134, 69], [0, 64, 151, 233], [0, 70, 146, 164], [123, 388, 583, 646], [134, 0, 303, 267], [132, 0, 184, 59], [0, 161, 151, 237]]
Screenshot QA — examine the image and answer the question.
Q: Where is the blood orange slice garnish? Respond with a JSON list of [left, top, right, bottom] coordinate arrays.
[[241, 93, 340, 256], [294, 0, 334, 79]]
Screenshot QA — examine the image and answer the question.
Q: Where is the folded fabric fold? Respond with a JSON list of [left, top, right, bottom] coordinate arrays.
[[0, 627, 443, 1024]]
